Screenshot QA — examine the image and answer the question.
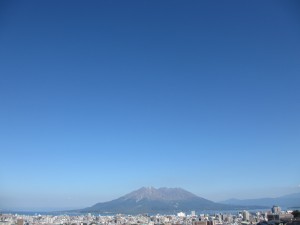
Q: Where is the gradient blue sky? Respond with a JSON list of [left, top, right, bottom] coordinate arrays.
[[0, 0, 300, 211]]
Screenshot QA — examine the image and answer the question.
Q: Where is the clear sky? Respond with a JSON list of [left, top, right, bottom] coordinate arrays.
[[0, 0, 300, 211]]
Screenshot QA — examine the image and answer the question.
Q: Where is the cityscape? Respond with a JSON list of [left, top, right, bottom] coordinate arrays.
[[1, 188, 300, 225], [1, 206, 299, 225]]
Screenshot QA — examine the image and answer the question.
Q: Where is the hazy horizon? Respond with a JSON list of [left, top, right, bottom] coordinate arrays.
[[2, 186, 300, 211], [0, 1, 299, 211]]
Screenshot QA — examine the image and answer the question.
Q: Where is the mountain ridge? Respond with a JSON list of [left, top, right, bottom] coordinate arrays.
[[121, 187, 198, 201], [76, 187, 266, 214], [220, 192, 300, 208]]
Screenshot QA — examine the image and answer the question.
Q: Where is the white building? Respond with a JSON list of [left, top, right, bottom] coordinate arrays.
[[177, 212, 186, 217], [242, 211, 250, 221]]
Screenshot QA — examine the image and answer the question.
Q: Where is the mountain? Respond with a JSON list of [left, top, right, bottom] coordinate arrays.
[[121, 187, 198, 201], [220, 192, 300, 208], [77, 187, 265, 214]]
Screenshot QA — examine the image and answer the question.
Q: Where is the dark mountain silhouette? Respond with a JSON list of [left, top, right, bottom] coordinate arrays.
[[77, 187, 265, 214]]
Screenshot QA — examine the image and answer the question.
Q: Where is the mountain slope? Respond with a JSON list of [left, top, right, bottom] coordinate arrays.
[[78, 187, 264, 214], [122, 187, 198, 201], [220, 192, 300, 208]]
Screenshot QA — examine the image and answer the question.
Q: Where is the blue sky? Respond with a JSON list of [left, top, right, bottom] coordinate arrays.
[[0, 0, 300, 211]]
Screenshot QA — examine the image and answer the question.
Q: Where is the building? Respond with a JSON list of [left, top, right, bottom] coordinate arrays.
[[267, 213, 293, 222], [272, 206, 281, 214], [192, 221, 207, 225], [17, 219, 24, 225], [207, 221, 216, 225], [177, 212, 186, 217], [242, 211, 250, 221]]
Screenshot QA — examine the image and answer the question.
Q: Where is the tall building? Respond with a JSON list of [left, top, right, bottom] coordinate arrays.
[[191, 211, 196, 216], [242, 211, 250, 221], [272, 206, 281, 214]]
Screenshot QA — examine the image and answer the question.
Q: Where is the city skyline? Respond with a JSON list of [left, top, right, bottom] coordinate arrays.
[[0, 1, 300, 211]]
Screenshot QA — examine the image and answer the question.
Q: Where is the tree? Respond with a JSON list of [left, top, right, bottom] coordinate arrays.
[[292, 210, 300, 218]]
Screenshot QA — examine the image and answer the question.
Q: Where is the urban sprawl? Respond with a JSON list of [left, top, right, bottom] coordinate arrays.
[[1, 206, 299, 225]]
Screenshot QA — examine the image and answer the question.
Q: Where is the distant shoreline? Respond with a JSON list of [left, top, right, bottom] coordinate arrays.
[[0, 208, 272, 216]]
